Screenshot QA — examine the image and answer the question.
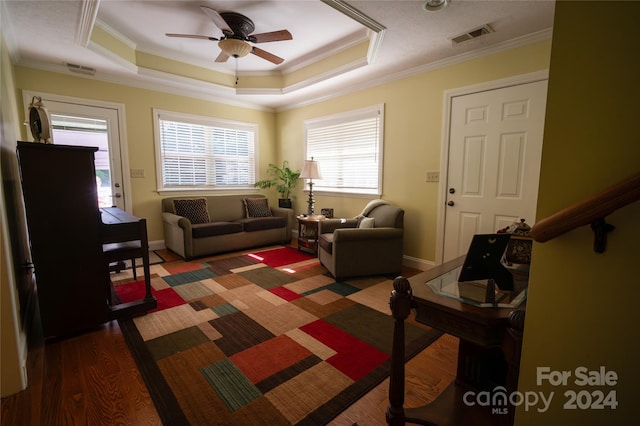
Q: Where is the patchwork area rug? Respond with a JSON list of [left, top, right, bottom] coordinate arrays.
[[114, 246, 442, 425]]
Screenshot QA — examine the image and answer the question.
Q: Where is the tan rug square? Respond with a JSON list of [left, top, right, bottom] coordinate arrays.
[[285, 328, 336, 360], [284, 274, 335, 294], [172, 281, 214, 301], [133, 304, 218, 341], [305, 289, 343, 305], [265, 362, 353, 424], [347, 279, 394, 314], [213, 273, 254, 290]]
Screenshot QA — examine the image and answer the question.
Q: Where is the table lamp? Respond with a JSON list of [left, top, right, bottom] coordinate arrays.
[[300, 157, 322, 216]]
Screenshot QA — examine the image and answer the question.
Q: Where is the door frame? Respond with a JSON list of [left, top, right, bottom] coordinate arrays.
[[434, 70, 549, 264], [21, 90, 132, 212]]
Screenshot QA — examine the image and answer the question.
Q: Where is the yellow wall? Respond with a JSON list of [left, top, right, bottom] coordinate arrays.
[[12, 68, 278, 242], [12, 39, 551, 262], [0, 32, 28, 396], [517, 2, 640, 424], [278, 40, 551, 261]]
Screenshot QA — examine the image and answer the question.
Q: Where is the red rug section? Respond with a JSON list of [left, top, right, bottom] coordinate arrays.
[[246, 247, 313, 268], [114, 280, 186, 313], [230, 335, 313, 384], [300, 319, 390, 381], [269, 286, 302, 301]]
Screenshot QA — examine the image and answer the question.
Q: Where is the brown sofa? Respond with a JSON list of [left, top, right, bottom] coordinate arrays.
[[317, 200, 404, 279], [161, 194, 293, 260]]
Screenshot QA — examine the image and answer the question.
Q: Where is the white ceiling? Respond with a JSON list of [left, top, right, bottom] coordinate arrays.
[[1, 0, 555, 110]]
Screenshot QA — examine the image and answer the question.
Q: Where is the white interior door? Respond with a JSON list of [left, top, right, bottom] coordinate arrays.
[[443, 80, 548, 262], [22, 92, 129, 210]]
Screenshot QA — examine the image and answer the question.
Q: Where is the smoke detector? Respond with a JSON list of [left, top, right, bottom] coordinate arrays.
[[423, 0, 449, 12]]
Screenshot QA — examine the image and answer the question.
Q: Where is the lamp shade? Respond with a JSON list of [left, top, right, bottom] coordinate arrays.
[[218, 39, 252, 58], [300, 159, 322, 180]]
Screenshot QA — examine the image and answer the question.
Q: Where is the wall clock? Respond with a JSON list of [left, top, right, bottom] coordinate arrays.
[[27, 96, 52, 143]]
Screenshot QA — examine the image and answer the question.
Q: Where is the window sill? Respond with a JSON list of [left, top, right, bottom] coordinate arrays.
[[157, 187, 259, 197]]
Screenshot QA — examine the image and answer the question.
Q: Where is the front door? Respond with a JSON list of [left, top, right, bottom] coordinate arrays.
[[443, 80, 548, 262]]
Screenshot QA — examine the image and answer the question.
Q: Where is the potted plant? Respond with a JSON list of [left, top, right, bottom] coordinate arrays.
[[253, 161, 301, 208]]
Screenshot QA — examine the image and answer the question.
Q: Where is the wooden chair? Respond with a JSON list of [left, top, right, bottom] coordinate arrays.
[[104, 241, 143, 279], [102, 218, 150, 283]]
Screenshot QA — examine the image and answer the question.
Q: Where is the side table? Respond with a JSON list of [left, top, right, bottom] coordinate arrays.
[[296, 215, 325, 256]]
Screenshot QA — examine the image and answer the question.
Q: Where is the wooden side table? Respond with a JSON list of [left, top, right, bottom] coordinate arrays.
[[296, 215, 325, 256]]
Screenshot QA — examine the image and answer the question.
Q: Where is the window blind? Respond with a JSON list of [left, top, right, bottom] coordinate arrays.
[[305, 104, 383, 195], [156, 112, 256, 189]]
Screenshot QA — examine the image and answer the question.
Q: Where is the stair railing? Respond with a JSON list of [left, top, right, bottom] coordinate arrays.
[[530, 171, 640, 253]]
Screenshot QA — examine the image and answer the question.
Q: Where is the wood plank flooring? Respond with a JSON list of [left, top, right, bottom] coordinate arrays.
[[1, 322, 457, 425], [1, 248, 458, 425]]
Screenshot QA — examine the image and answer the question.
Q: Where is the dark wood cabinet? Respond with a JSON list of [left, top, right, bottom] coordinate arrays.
[[17, 142, 111, 337]]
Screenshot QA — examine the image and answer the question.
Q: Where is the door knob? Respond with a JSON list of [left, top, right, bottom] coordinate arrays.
[[114, 193, 122, 198], [447, 201, 455, 206]]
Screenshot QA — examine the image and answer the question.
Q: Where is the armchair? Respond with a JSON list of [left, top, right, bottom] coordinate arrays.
[[317, 201, 404, 279]]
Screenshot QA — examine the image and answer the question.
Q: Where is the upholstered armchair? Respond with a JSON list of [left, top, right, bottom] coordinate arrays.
[[317, 200, 404, 279]]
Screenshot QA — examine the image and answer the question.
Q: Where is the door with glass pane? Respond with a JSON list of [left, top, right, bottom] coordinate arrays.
[[23, 93, 127, 210]]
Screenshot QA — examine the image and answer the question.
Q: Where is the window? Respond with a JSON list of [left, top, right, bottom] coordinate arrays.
[[304, 104, 384, 196], [154, 109, 257, 192]]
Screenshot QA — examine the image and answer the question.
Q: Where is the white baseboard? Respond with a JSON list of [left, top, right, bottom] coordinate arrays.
[[402, 254, 436, 271], [149, 240, 166, 251]]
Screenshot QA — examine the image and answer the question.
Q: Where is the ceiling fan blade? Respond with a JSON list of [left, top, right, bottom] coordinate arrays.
[[200, 6, 233, 35], [166, 33, 219, 41], [251, 46, 284, 65], [250, 30, 293, 43], [215, 51, 230, 63]]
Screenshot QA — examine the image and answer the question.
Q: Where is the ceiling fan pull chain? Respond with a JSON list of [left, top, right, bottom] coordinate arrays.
[[235, 58, 239, 85]]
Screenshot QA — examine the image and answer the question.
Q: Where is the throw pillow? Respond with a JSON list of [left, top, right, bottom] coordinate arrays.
[[358, 217, 375, 228], [173, 198, 210, 224], [243, 198, 272, 218]]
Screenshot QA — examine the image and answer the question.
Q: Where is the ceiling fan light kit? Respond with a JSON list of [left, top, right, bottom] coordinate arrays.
[[218, 39, 252, 58], [166, 6, 292, 65], [424, 0, 449, 12]]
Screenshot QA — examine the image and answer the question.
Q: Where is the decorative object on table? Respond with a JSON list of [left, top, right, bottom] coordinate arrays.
[[300, 157, 322, 216], [320, 207, 334, 218], [26, 96, 53, 143], [296, 214, 326, 256], [504, 218, 533, 265], [253, 161, 300, 208]]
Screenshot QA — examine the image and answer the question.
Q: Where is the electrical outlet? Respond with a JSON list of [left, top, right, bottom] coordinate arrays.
[[426, 171, 440, 182], [130, 168, 145, 178]]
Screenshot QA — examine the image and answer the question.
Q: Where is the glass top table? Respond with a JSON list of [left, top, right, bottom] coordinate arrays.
[[425, 264, 528, 308]]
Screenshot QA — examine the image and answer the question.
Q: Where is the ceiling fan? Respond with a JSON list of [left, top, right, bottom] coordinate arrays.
[[166, 6, 292, 65]]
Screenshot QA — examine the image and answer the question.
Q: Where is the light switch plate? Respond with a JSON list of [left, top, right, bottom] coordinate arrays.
[[426, 171, 440, 182], [130, 168, 145, 178]]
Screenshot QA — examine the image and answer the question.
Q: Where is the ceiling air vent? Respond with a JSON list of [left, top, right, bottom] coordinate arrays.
[[451, 24, 494, 45], [66, 62, 96, 76]]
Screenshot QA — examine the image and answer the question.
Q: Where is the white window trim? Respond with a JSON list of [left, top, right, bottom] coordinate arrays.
[[153, 108, 259, 195], [304, 104, 384, 197]]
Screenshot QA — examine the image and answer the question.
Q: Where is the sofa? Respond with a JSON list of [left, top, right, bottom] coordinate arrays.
[[162, 194, 293, 260], [317, 200, 404, 279]]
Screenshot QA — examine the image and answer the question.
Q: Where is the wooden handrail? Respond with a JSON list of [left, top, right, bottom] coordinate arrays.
[[531, 171, 640, 249]]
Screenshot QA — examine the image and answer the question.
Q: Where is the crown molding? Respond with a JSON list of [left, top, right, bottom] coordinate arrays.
[[76, 0, 100, 47], [275, 28, 553, 111]]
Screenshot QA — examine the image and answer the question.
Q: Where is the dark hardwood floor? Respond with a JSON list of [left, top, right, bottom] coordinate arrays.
[[1, 249, 458, 425]]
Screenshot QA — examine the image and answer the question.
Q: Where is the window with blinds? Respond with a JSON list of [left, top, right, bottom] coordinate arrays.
[[154, 109, 257, 191], [304, 104, 384, 195]]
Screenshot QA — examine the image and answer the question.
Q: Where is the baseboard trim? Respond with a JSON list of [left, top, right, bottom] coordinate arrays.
[[403, 255, 436, 271]]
